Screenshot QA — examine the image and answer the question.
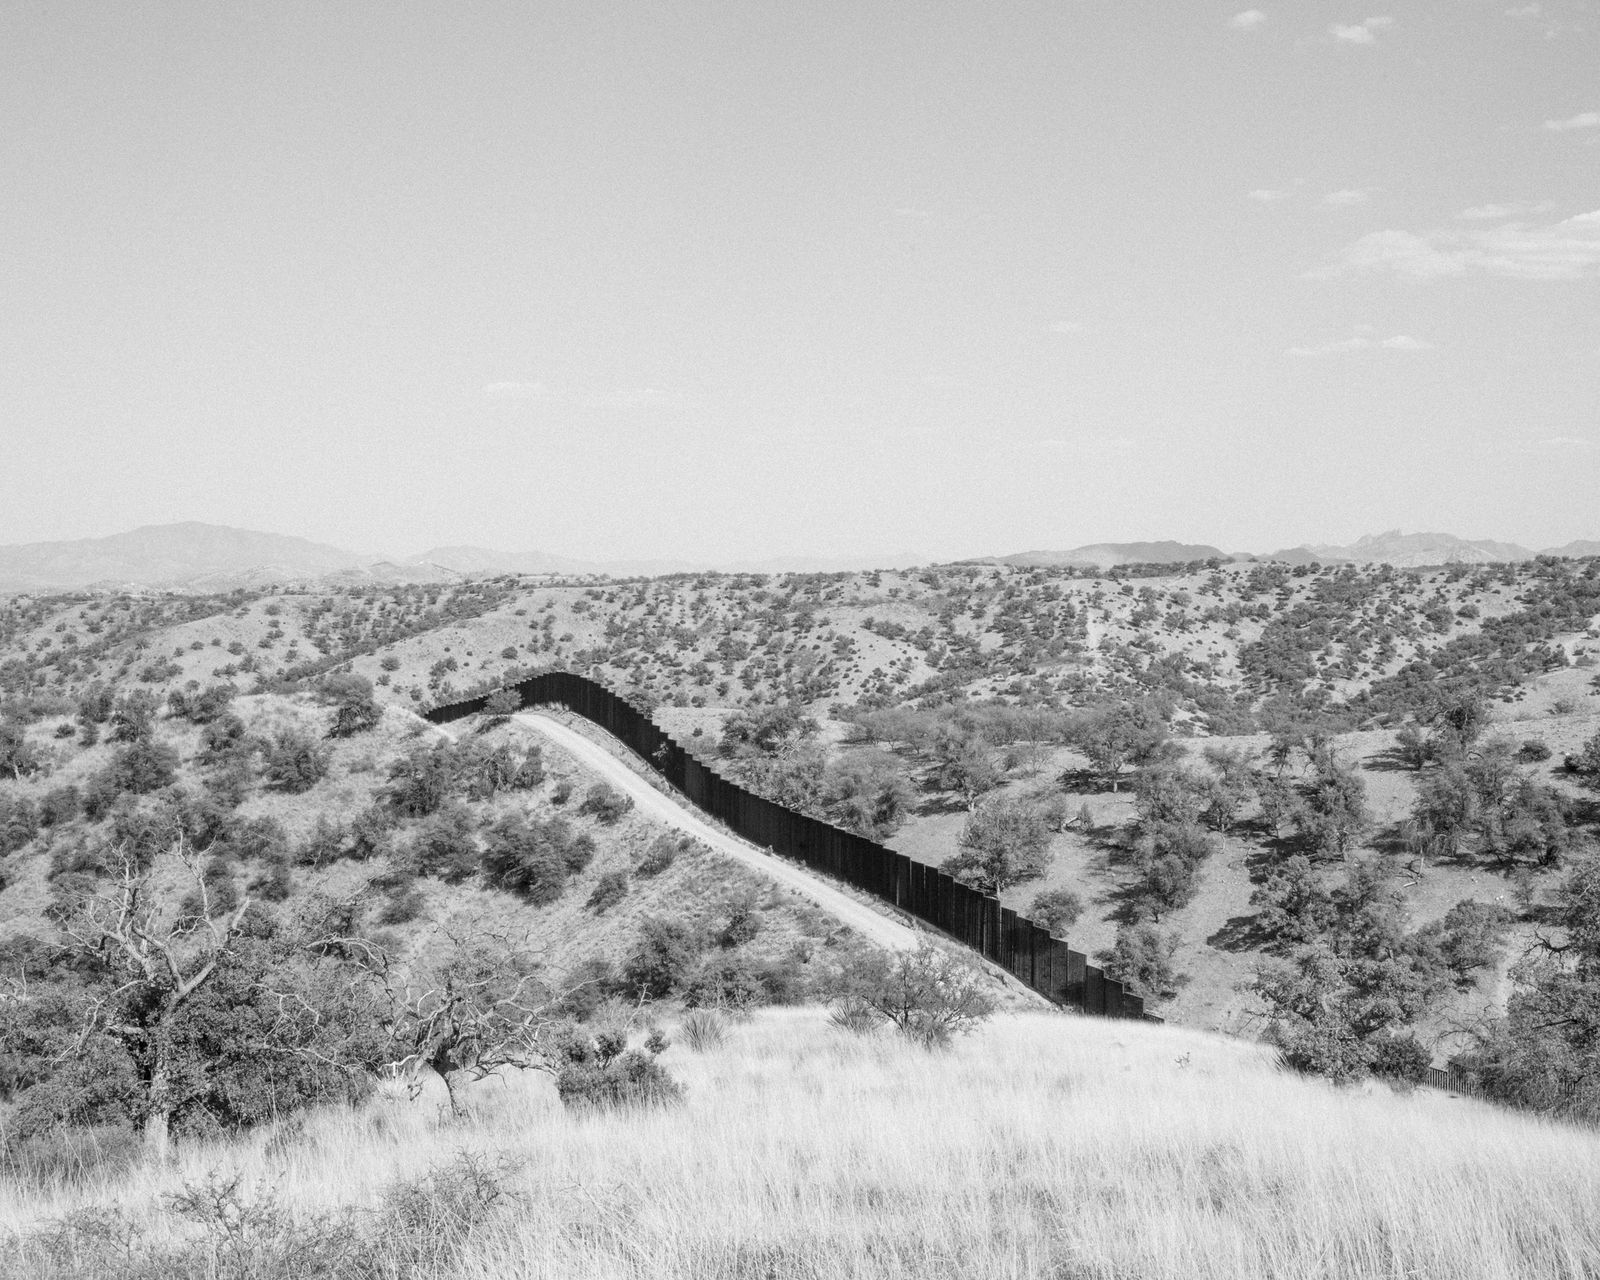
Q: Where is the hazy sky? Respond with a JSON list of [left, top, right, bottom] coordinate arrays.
[[3, 1, 1597, 561]]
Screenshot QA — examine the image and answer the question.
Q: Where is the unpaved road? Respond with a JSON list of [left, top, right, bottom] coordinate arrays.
[[511, 711, 918, 953]]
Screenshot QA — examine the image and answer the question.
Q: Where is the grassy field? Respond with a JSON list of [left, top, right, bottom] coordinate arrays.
[[5, 1007, 1599, 1279]]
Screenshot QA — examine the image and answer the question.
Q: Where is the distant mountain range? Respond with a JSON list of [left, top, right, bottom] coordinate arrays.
[[0, 524, 925, 593], [989, 530, 1600, 571], [1, 523, 1597, 593], [994, 541, 1229, 569]]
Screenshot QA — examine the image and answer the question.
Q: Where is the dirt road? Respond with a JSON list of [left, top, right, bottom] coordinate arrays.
[[511, 711, 919, 953]]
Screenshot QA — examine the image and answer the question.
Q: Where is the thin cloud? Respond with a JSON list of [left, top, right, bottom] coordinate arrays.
[[1457, 201, 1556, 220], [1545, 112, 1600, 132], [1330, 16, 1393, 43], [1249, 188, 1292, 202], [1049, 320, 1086, 335], [1230, 10, 1267, 29], [1504, 4, 1541, 15], [1314, 209, 1600, 280], [1287, 331, 1433, 356], [1323, 188, 1373, 206], [1541, 436, 1593, 448]]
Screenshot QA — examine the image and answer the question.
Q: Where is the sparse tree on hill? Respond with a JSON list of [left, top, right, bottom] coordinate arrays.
[[1068, 701, 1168, 792], [944, 795, 1053, 895]]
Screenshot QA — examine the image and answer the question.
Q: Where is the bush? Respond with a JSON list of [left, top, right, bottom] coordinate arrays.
[[410, 805, 479, 883], [261, 731, 329, 794], [577, 782, 633, 824], [1519, 738, 1553, 763], [1097, 923, 1181, 1001], [679, 1009, 729, 1052], [0, 795, 40, 855], [585, 870, 630, 913], [1028, 887, 1084, 937], [716, 893, 762, 948], [621, 916, 702, 999], [480, 814, 590, 904], [637, 833, 684, 877], [827, 942, 997, 1049], [108, 738, 180, 795], [169, 684, 236, 724], [553, 1028, 683, 1111], [293, 815, 349, 868], [483, 689, 521, 721], [384, 746, 457, 817], [550, 779, 574, 806], [1370, 1033, 1432, 1084], [323, 673, 383, 738]]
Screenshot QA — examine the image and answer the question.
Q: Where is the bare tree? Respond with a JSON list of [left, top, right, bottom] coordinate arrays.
[[62, 840, 252, 1159], [377, 928, 566, 1114]]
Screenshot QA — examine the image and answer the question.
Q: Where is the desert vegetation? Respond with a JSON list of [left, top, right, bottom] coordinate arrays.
[[5, 1010, 1600, 1278], [6, 554, 1600, 1276]]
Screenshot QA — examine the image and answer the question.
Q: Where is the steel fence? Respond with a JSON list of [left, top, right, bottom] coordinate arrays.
[[425, 672, 1156, 1023]]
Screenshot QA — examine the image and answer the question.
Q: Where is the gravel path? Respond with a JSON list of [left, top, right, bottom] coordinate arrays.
[[511, 711, 919, 953]]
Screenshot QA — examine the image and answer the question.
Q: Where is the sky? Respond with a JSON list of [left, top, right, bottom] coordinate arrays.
[[2, 1, 1597, 563]]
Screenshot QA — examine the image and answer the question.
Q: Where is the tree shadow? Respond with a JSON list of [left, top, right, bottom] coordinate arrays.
[[1363, 748, 1425, 774], [1207, 913, 1272, 953], [1057, 767, 1112, 795]]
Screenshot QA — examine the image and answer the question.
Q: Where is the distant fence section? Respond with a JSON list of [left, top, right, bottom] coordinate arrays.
[[426, 671, 1157, 1023]]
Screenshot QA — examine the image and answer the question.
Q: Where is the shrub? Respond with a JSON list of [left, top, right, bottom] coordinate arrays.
[[411, 804, 479, 883], [716, 893, 762, 948], [384, 746, 457, 817], [108, 691, 159, 743], [586, 870, 630, 913], [323, 673, 383, 738], [550, 779, 574, 805], [377, 884, 425, 925], [1519, 738, 1553, 763], [678, 1009, 728, 1052], [261, 731, 329, 794], [380, 1151, 524, 1265], [36, 784, 79, 829], [0, 795, 40, 855], [480, 814, 582, 904], [1028, 887, 1084, 937], [828, 942, 997, 1049], [637, 833, 684, 877], [552, 958, 619, 1021], [621, 916, 702, 999], [108, 738, 180, 795], [0, 721, 41, 781], [1370, 1033, 1432, 1084], [169, 684, 236, 724], [483, 689, 521, 721], [578, 782, 633, 824], [552, 1028, 683, 1111], [293, 816, 349, 868], [1098, 923, 1181, 1001]]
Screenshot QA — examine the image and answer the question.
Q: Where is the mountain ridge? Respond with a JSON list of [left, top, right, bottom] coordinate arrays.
[[0, 522, 1593, 593]]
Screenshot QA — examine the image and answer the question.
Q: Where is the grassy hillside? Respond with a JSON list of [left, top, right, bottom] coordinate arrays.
[[5, 556, 1600, 1069], [4, 1007, 1599, 1278]]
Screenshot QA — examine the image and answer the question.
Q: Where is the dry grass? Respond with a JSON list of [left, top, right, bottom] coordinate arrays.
[[5, 1008, 1600, 1278]]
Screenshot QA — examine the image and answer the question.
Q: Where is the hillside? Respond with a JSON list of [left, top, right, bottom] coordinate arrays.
[[4, 1007, 1598, 1278], [5, 555, 1600, 1078]]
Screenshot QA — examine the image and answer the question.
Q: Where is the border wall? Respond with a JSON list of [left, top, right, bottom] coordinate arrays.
[[425, 671, 1156, 1023]]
